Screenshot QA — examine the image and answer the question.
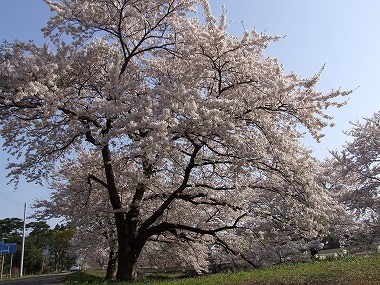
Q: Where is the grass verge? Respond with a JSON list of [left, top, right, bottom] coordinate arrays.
[[65, 253, 380, 285]]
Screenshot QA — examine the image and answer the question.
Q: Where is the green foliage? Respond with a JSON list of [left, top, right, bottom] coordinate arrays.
[[65, 254, 380, 285], [23, 239, 44, 274], [50, 226, 76, 271], [0, 218, 23, 239], [0, 218, 77, 276]]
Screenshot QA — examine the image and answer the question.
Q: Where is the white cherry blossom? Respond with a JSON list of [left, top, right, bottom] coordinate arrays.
[[0, 0, 350, 280]]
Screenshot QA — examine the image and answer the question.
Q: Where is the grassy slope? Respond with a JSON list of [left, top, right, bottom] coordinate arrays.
[[65, 254, 380, 285]]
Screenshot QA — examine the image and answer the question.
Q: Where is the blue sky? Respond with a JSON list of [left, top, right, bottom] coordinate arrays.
[[0, 0, 379, 222]]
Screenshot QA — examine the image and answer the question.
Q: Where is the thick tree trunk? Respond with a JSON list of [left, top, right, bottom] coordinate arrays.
[[116, 226, 146, 280], [101, 144, 144, 281], [115, 227, 131, 280], [105, 248, 117, 280], [114, 221, 147, 281], [116, 245, 139, 281]]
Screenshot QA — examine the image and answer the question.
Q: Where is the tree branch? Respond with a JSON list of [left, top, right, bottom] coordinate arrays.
[[88, 174, 108, 189], [138, 140, 203, 235], [145, 212, 248, 239]]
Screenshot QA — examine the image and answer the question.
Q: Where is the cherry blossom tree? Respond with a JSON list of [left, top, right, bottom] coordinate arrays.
[[34, 149, 346, 274], [1, 0, 350, 281], [33, 151, 119, 279], [324, 112, 380, 246]]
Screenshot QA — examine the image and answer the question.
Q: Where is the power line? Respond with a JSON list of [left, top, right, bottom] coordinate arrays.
[[0, 192, 24, 207]]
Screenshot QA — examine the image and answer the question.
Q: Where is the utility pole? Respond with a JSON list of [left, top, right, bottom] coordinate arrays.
[[20, 202, 27, 277]]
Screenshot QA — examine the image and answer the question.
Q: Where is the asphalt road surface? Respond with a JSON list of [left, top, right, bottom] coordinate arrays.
[[0, 273, 69, 285]]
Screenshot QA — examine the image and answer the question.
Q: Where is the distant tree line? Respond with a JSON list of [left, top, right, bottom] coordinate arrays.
[[0, 218, 75, 276]]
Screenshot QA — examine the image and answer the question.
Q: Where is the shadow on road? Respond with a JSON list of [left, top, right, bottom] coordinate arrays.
[[0, 272, 69, 285]]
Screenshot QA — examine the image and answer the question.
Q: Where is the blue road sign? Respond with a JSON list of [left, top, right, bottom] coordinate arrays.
[[0, 243, 17, 254]]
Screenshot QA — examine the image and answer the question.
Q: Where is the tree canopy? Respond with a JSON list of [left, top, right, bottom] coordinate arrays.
[[0, 0, 350, 281], [325, 112, 380, 243]]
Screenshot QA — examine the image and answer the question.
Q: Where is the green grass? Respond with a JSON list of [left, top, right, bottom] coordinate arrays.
[[65, 253, 380, 285]]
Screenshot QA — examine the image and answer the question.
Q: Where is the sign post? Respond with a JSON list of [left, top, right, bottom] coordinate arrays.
[[0, 254, 4, 280], [9, 253, 13, 278], [0, 243, 17, 280], [0, 240, 3, 280]]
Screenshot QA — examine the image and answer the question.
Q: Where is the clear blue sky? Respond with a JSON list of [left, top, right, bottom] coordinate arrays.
[[0, 0, 379, 222]]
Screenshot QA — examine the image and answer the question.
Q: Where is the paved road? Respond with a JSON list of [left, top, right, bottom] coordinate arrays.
[[0, 273, 69, 285]]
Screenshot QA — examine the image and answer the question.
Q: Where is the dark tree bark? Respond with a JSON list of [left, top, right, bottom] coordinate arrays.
[[105, 248, 117, 280], [101, 144, 147, 281], [101, 144, 128, 280]]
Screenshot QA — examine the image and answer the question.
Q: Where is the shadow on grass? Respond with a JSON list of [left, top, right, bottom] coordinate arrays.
[[65, 271, 107, 284], [142, 272, 194, 280]]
